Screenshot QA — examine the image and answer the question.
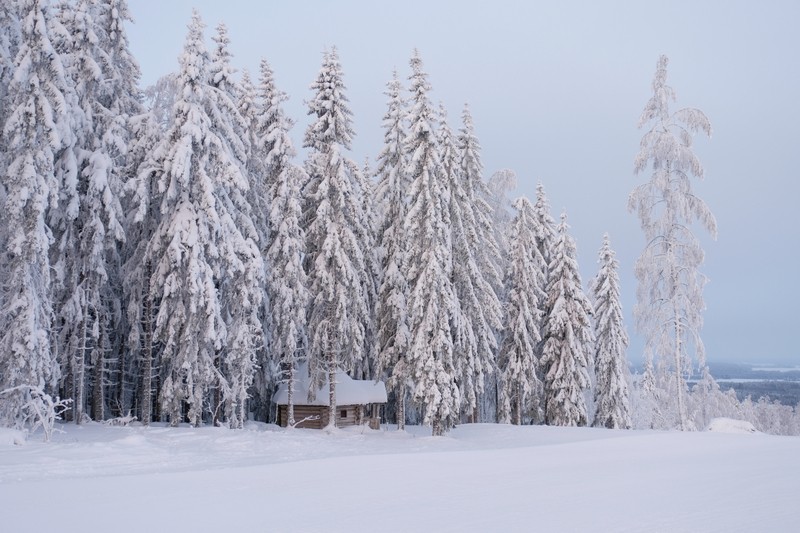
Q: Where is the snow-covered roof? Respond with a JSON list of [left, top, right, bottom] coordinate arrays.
[[272, 365, 387, 406]]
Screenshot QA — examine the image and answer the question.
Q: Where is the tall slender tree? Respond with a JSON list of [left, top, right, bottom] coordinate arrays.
[[590, 234, 631, 429], [144, 11, 262, 427], [0, 0, 72, 426], [53, 0, 140, 423], [122, 109, 162, 425], [628, 55, 716, 431], [498, 197, 546, 425], [260, 59, 308, 428], [374, 71, 411, 430], [303, 48, 369, 428], [541, 212, 593, 427], [528, 182, 557, 421], [403, 51, 459, 436], [455, 103, 503, 422]]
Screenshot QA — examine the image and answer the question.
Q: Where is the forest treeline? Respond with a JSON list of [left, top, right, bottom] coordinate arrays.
[[1, 0, 797, 438]]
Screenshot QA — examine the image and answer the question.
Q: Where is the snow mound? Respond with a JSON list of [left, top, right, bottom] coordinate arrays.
[[0, 428, 26, 446], [705, 417, 758, 434]]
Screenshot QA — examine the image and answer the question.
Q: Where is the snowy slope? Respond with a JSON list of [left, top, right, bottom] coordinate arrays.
[[1, 423, 798, 532]]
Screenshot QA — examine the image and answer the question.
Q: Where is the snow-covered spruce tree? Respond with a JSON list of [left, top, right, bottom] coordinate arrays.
[[352, 156, 379, 382], [541, 213, 593, 427], [205, 20, 262, 429], [374, 70, 412, 430], [92, 0, 143, 417], [525, 182, 557, 421], [0, 0, 72, 428], [303, 48, 369, 428], [122, 109, 162, 425], [437, 103, 493, 423], [628, 55, 716, 431], [53, 0, 142, 423], [455, 103, 503, 422], [403, 51, 459, 436], [498, 197, 546, 425], [590, 234, 631, 429], [0, 0, 22, 275], [532, 183, 557, 279], [458, 104, 504, 296], [0, 0, 21, 154], [268, 164, 309, 428], [258, 59, 309, 428], [144, 11, 263, 427]]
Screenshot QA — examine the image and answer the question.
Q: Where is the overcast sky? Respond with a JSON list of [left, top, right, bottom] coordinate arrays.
[[127, 0, 799, 365]]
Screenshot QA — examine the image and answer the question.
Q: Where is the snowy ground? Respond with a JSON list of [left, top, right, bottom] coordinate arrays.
[[1, 421, 798, 532]]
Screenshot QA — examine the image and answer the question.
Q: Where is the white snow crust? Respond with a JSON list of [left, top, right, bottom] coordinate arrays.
[[706, 417, 758, 434], [272, 364, 388, 406], [1, 423, 799, 531]]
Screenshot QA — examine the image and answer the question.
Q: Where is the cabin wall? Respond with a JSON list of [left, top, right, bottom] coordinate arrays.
[[277, 404, 363, 428], [277, 405, 325, 429]]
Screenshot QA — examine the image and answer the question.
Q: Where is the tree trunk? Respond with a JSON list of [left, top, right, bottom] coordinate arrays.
[[327, 366, 337, 429], [396, 386, 405, 431], [287, 364, 295, 427], [140, 260, 154, 426], [92, 326, 104, 421], [75, 296, 90, 425], [432, 414, 442, 437], [674, 312, 686, 431], [514, 382, 522, 425]]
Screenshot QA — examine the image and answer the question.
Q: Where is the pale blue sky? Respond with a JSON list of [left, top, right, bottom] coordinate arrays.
[[127, 0, 800, 365]]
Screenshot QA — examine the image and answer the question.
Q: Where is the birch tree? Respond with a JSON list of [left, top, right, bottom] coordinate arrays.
[[590, 234, 631, 429], [628, 55, 716, 431]]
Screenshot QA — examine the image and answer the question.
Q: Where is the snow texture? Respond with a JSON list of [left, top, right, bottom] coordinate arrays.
[[272, 364, 387, 406], [1, 423, 798, 532]]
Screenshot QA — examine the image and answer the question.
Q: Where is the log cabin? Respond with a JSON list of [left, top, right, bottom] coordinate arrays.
[[272, 365, 387, 430]]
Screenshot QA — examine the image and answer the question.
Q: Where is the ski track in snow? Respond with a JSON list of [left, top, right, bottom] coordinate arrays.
[[1, 422, 799, 532]]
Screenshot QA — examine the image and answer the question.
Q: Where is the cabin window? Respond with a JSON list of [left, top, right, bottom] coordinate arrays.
[[340, 409, 347, 418]]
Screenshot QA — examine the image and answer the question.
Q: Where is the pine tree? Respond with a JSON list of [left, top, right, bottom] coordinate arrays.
[[268, 163, 309, 428], [122, 109, 162, 425], [528, 182, 557, 421], [374, 71, 411, 430], [144, 11, 262, 427], [352, 156, 379, 382], [590, 234, 631, 429], [303, 48, 369, 428], [454, 103, 503, 422], [260, 59, 308, 428], [498, 197, 546, 425], [403, 51, 459, 436], [53, 0, 141, 423], [0, 1, 21, 161], [206, 20, 261, 429], [541, 213, 593, 427], [0, 0, 72, 427], [95, 0, 143, 418], [0, 0, 22, 303], [628, 55, 716, 431]]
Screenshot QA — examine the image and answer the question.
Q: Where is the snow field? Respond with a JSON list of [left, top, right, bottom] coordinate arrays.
[[1, 422, 798, 532]]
